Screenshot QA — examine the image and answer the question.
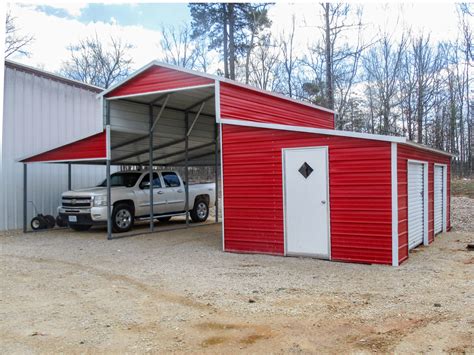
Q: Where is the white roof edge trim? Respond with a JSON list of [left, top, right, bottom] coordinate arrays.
[[220, 118, 406, 143], [21, 158, 107, 164], [97, 60, 336, 115], [104, 84, 215, 101], [402, 141, 456, 158], [16, 130, 105, 162], [6, 59, 103, 91]]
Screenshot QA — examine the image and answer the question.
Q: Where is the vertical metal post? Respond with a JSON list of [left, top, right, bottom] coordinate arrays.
[[106, 100, 112, 240], [214, 122, 219, 223], [149, 104, 154, 232], [185, 112, 190, 226], [23, 164, 27, 233], [67, 163, 72, 190]]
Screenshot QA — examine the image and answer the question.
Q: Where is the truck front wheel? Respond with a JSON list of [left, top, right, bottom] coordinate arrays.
[[112, 204, 134, 233], [190, 199, 209, 223]]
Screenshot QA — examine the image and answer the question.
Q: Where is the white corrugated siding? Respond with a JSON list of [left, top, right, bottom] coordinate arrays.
[[407, 162, 424, 249], [1, 65, 106, 231], [434, 165, 443, 234]]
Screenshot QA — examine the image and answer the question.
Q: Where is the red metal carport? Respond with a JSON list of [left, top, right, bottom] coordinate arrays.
[[19, 61, 454, 266]]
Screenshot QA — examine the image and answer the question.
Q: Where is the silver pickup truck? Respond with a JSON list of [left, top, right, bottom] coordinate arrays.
[[58, 171, 215, 233]]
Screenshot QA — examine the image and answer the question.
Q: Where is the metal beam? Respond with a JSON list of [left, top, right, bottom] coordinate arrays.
[[143, 141, 215, 164], [184, 93, 215, 111], [185, 112, 190, 226], [164, 150, 217, 166], [150, 94, 170, 133], [23, 164, 27, 233], [67, 163, 72, 190], [187, 102, 205, 137], [121, 98, 215, 118], [106, 100, 112, 240], [111, 134, 149, 150], [111, 138, 185, 162], [214, 122, 219, 223], [149, 104, 154, 232]]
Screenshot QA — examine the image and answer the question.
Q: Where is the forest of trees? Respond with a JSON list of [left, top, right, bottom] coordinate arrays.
[[6, 3, 472, 175]]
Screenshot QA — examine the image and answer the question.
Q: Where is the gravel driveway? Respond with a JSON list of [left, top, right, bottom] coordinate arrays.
[[0, 198, 473, 353]]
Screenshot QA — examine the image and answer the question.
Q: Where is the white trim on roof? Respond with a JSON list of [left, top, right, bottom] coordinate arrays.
[[98, 60, 335, 115], [403, 141, 456, 158], [220, 118, 406, 143], [105, 83, 215, 101], [220, 118, 456, 157]]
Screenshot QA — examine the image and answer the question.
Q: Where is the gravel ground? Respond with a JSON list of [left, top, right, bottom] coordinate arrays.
[[0, 197, 473, 354], [451, 196, 474, 232]]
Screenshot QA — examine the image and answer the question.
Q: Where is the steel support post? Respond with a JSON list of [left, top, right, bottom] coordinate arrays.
[[149, 104, 154, 232], [105, 99, 112, 240], [67, 163, 72, 190], [23, 164, 27, 233], [106, 159, 112, 239], [214, 122, 219, 223], [185, 112, 190, 226]]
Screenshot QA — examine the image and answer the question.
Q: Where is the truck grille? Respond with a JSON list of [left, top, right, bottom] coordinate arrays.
[[62, 196, 92, 208]]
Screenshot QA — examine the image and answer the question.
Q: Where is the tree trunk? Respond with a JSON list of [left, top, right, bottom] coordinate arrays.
[[228, 3, 236, 80], [324, 3, 334, 111], [245, 31, 255, 84], [222, 4, 229, 79]]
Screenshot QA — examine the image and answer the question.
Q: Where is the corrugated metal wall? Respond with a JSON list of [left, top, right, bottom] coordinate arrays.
[[397, 145, 451, 264], [219, 82, 335, 129], [221, 124, 393, 265], [1, 64, 106, 231]]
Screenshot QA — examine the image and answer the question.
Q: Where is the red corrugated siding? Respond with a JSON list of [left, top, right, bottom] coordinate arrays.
[[106, 66, 213, 98], [397, 145, 451, 264], [219, 83, 334, 129], [22, 131, 107, 162], [222, 125, 392, 264]]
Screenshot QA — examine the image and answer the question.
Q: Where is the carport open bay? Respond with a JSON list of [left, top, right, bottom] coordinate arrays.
[[1, 202, 473, 353]]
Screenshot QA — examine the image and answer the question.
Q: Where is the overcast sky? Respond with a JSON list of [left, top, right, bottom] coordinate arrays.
[[5, 2, 463, 75]]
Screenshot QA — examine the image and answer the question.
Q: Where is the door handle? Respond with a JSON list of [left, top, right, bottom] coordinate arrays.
[[156, 191, 164, 195], [177, 189, 183, 193], [321, 201, 326, 204]]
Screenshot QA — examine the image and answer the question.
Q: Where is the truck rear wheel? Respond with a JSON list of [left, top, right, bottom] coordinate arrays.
[[190, 199, 209, 223], [112, 204, 134, 233]]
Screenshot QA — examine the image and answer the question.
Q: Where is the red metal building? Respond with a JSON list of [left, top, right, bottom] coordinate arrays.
[[19, 61, 453, 266]]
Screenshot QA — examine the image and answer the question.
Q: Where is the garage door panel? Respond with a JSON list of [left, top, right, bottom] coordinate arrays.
[[434, 165, 444, 235], [408, 162, 425, 250]]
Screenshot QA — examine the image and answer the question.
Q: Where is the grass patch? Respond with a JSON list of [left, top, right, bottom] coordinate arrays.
[[452, 179, 474, 198]]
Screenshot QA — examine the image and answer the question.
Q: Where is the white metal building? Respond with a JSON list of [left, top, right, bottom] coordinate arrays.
[[0, 60, 106, 231]]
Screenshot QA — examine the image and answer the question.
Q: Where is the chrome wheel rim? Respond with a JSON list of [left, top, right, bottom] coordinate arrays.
[[115, 209, 131, 229], [32, 219, 40, 229], [197, 202, 207, 219]]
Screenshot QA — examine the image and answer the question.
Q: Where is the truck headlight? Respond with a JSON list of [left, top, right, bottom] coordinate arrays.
[[93, 195, 107, 207]]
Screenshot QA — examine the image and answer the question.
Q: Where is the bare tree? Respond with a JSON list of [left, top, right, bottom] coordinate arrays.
[[249, 34, 280, 91], [363, 33, 407, 134], [60, 34, 133, 89], [159, 24, 198, 69], [280, 15, 297, 98], [4, 11, 34, 58]]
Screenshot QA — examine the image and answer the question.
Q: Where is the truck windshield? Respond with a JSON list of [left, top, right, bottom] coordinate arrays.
[[98, 173, 141, 187]]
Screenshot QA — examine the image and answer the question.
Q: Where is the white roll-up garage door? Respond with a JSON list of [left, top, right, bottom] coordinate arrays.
[[434, 165, 444, 235], [408, 162, 425, 249]]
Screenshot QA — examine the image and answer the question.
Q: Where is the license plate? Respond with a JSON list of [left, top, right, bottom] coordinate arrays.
[[68, 215, 77, 222]]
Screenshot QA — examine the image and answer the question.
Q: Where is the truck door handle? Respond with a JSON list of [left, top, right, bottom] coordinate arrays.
[[321, 201, 326, 204], [156, 191, 164, 195], [177, 189, 183, 193]]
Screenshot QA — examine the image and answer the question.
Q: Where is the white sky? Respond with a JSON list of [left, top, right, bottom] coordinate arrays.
[[4, 2, 464, 74]]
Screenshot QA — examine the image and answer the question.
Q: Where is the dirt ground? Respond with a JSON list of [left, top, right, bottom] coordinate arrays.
[[1, 199, 473, 354]]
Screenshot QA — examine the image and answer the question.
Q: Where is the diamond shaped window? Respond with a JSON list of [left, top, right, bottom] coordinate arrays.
[[298, 162, 314, 179]]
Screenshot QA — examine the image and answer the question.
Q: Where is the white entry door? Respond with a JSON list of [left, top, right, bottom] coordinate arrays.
[[434, 165, 445, 234], [283, 147, 330, 258], [408, 162, 426, 250]]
